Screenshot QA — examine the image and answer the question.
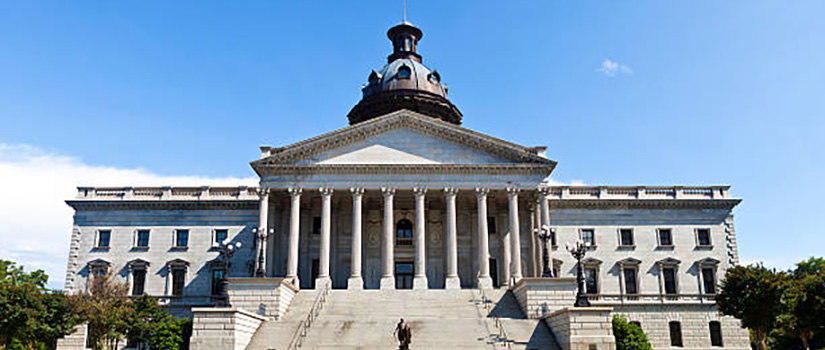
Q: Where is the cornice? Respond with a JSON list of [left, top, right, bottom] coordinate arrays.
[[65, 200, 258, 211], [255, 163, 553, 176], [251, 110, 557, 171]]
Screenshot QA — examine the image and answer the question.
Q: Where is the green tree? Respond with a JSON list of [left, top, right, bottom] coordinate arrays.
[[75, 272, 131, 350], [0, 260, 81, 349], [716, 264, 785, 350], [125, 294, 192, 350], [779, 258, 825, 350], [612, 315, 652, 350]]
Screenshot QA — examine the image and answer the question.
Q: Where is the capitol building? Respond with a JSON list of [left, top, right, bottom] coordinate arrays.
[[59, 21, 751, 350]]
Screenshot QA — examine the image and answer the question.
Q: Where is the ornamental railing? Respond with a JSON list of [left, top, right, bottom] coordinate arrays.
[[75, 186, 258, 201], [288, 281, 331, 350], [478, 288, 511, 350], [548, 186, 731, 200]]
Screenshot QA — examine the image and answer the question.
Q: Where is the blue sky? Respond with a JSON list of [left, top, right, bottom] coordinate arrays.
[[0, 1, 823, 288]]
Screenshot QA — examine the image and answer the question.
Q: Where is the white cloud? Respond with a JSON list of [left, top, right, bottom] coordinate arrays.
[[0, 143, 256, 289], [597, 59, 633, 77]]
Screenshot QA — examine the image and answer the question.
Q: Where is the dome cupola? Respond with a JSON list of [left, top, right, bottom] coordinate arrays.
[[347, 22, 462, 125]]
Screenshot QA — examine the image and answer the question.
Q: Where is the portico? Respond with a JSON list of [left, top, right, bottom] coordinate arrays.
[[249, 110, 558, 290]]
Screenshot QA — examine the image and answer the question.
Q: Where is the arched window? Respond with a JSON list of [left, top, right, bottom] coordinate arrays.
[[397, 65, 411, 79], [396, 219, 413, 246]]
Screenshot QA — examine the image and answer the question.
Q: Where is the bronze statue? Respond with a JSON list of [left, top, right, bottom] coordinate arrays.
[[393, 318, 412, 349]]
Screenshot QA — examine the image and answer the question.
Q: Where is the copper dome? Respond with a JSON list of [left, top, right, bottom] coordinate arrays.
[[348, 22, 462, 125]]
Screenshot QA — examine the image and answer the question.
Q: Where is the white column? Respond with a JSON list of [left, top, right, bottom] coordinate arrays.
[[444, 187, 461, 289], [380, 187, 396, 290], [256, 188, 269, 277], [528, 200, 538, 278], [316, 188, 333, 288], [533, 198, 543, 277], [413, 187, 429, 289], [475, 188, 493, 289], [348, 188, 365, 290], [507, 187, 523, 283], [501, 216, 511, 286], [538, 186, 552, 277], [286, 187, 302, 288]]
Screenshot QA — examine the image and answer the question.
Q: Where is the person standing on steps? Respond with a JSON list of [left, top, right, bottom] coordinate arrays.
[[394, 318, 412, 349]]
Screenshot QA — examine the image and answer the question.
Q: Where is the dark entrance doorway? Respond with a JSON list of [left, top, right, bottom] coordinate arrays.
[[310, 259, 319, 289], [395, 262, 414, 289], [489, 258, 499, 288]]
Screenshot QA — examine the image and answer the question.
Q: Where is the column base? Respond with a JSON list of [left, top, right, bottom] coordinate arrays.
[[476, 276, 493, 289], [347, 276, 364, 290], [314, 276, 331, 289], [412, 276, 428, 290], [380, 276, 395, 290], [445, 276, 461, 289], [287, 276, 300, 290]]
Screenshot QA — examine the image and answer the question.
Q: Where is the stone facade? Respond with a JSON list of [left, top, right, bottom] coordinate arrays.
[[545, 307, 616, 350], [190, 308, 266, 350], [226, 278, 297, 320]]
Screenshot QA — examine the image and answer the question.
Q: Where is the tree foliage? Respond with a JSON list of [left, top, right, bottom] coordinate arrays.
[[612, 315, 652, 350], [0, 260, 81, 349], [776, 258, 825, 350], [716, 264, 785, 350], [125, 294, 191, 350]]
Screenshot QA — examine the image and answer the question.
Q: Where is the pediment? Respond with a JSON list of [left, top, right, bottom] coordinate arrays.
[[253, 110, 555, 170]]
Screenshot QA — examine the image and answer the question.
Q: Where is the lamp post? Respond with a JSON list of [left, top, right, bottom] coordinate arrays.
[[565, 239, 592, 307], [215, 241, 243, 307], [251, 227, 274, 277], [534, 225, 554, 278]]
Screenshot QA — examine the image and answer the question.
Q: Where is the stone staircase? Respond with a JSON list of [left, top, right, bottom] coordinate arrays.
[[483, 289, 560, 350], [245, 289, 318, 350], [245, 289, 560, 350]]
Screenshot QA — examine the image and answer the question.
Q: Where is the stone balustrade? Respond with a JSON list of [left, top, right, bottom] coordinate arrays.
[[586, 293, 717, 305], [548, 185, 731, 200], [75, 186, 258, 201]]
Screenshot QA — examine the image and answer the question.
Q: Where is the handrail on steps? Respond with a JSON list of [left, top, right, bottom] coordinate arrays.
[[287, 281, 331, 350], [478, 288, 512, 350]]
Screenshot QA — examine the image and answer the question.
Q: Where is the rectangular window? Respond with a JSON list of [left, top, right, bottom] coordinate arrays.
[[487, 217, 496, 234], [312, 216, 321, 234], [623, 268, 638, 294], [584, 268, 598, 294], [663, 267, 678, 294], [697, 228, 712, 246], [175, 230, 189, 248], [97, 230, 111, 248], [136, 230, 150, 248], [550, 229, 557, 247], [581, 229, 595, 247], [211, 267, 226, 296], [215, 229, 228, 245], [702, 268, 717, 294], [172, 268, 185, 297], [619, 229, 634, 247], [669, 321, 683, 347], [132, 269, 146, 296], [658, 229, 673, 247], [709, 321, 724, 347]]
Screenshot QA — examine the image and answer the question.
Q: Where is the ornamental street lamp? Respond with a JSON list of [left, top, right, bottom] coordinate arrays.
[[534, 225, 554, 278], [215, 241, 243, 307], [251, 228, 274, 277], [565, 239, 592, 307]]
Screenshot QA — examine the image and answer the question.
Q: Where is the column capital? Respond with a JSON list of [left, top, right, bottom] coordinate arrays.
[[257, 187, 270, 198], [288, 187, 302, 197], [444, 187, 459, 197], [475, 187, 490, 199], [319, 187, 334, 197], [537, 186, 551, 196], [350, 187, 366, 197], [507, 187, 520, 198], [381, 187, 396, 197], [413, 187, 428, 197]]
